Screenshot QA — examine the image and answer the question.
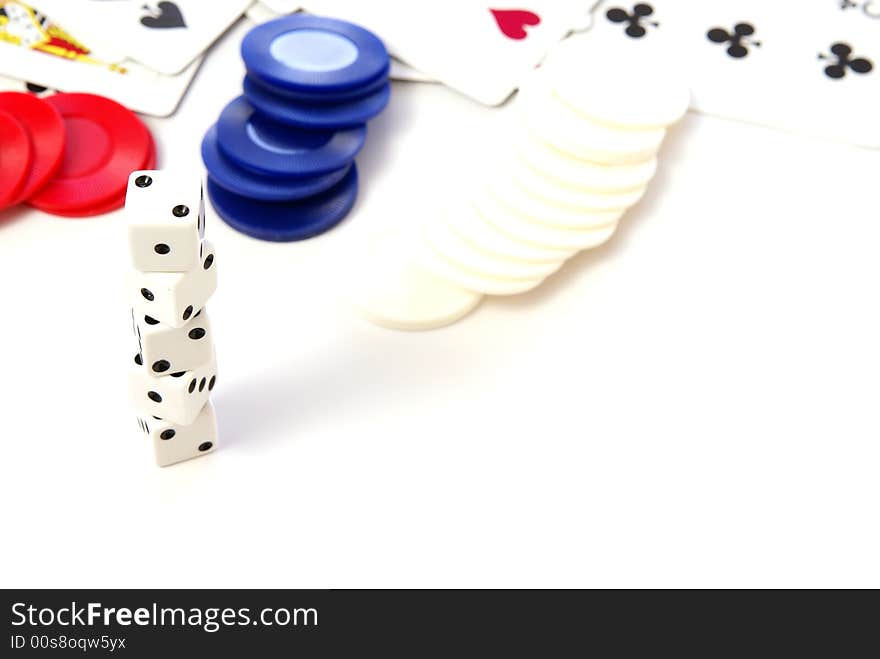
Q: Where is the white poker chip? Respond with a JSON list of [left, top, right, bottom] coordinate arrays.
[[350, 229, 482, 331], [419, 238, 548, 296], [474, 189, 619, 251], [423, 217, 563, 282], [545, 40, 690, 129], [505, 157, 646, 212], [519, 78, 666, 165], [445, 199, 575, 264], [485, 177, 624, 230], [513, 129, 658, 193]]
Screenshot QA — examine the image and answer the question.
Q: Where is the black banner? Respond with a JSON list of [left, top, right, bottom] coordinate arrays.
[[2, 589, 875, 656]]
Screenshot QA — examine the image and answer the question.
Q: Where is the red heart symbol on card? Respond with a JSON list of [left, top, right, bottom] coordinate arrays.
[[490, 9, 541, 40]]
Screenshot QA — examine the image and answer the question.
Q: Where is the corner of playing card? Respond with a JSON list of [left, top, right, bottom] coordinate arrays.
[[0, 1, 204, 116]]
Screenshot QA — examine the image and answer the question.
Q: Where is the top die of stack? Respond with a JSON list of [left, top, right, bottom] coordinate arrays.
[[126, 170, 206, 273]]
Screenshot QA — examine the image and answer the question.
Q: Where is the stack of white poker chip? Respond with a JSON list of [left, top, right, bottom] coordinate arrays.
[[351, 40, 689, 331]]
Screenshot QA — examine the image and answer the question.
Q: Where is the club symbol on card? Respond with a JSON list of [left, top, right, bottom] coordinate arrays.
[[140, 1, 186, 29], [606, 4, 658, 38], [818, 42, 873, 78], [490, 9, 541, 40], [707, 23, 761, 58]]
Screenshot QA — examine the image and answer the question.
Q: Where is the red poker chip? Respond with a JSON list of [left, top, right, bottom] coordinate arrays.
[[0, 109, 33, 211], [0, 92, 65, 205], [28, 93, 152, 216], [51, 190, 128, 218], [50, 125, 158, 218]]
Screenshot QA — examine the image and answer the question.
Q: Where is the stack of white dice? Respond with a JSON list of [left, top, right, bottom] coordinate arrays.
[[125, 170, 219, 467]]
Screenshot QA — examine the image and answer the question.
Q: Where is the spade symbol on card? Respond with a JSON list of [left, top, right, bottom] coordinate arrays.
[[490, 9, 541, 40], [141, 2, 186, 29]]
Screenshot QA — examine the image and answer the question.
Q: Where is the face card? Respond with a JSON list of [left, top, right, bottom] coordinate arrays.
[[574, 1, 880, 147], [300, 1, 600, 105], [29, 0, 251, 75], [0, 73, 52, 95], [0, 1, 201, 116]]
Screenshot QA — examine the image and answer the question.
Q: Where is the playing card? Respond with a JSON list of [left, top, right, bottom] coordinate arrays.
[[0, 1, 201, 116], [390, 58, 437, 83], [246, 1, 298, 25], [29, 0, 251, 75], [574, 1, 880, 147], [0, 73, 52, 95], [260, 0, 302, 13], [300, 1, 600, 105]]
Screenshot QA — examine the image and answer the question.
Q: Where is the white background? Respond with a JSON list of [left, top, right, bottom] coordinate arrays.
[[1, 17, 879, 589]]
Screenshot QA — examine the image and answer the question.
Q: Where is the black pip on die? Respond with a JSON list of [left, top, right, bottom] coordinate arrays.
[[126, 170, 219, 467], [126, 171, 206, 272], [132, 307, 213, 375], [129, 349, 218, 426], [137, 402, 218, 468], [128, 240, 217, 328]]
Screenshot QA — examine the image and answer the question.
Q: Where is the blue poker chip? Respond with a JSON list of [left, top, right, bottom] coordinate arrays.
[[243, 74, 390, 130], [215, 95, 366, 178], [207, 164, 359, 242], [202, 124, 351, 201], [241, 15, 389, 94], [246, 67, 388, 105]]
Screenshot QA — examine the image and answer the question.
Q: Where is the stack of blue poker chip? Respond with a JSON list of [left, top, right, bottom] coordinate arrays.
[[242, 15, 390, 129], [201, 15, 390, 242]]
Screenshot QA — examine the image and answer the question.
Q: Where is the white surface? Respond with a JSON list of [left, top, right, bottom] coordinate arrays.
[[1, 18, 879, 588]]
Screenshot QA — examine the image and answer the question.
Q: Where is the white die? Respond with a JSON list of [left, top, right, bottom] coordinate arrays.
[[137, 402, 218, 468], [126, 170, 206, 273], [133, 307, 213, 377], [129, 349, 218, 425], [129, 240, 217, 329]]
